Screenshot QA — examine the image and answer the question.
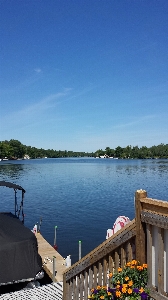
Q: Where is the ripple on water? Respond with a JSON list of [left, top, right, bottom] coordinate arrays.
[[0, 158, 168, 263]]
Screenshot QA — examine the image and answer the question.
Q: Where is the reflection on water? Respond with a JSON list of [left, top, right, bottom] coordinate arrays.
[[115, 159, 168, 176], [0, 158, 168, 263], [0, 163, 25, 181]]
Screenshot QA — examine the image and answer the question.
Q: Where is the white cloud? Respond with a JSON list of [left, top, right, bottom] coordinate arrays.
[[112, 115, 156, 129], [34, 68, 42, 73], [0, 88, 72, 129]]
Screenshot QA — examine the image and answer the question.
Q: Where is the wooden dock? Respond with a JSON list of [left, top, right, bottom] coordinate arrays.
[[36, 232, 67, 282]]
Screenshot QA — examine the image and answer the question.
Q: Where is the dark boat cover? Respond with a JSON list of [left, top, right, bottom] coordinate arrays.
[[0, 213, 42, 284], [0, 181, 26, 193]]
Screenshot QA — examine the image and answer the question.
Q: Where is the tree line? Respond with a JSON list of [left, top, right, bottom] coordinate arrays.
[[0, 139, 94, 159], [0, 139, 168, 159], [96, 144, 168, 159]]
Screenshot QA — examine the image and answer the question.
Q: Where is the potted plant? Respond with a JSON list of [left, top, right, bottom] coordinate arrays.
[[88, 260, 150, 299]]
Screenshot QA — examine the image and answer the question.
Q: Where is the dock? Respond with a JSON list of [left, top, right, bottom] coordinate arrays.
[[36, 233, 66, 282]]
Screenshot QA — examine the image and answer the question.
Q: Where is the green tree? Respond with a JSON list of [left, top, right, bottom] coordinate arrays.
[[96, 149, 105, 157], [115, 146, 123, 158], [131, 146, 139, 159], [9, 139, 25, 158]]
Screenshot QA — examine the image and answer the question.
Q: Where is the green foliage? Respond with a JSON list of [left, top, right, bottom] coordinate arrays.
[[111, 260, 149, 299], [88, 260, 150, 299], [88, 286, 113, 299], [112, 261, 148, 289], [0, 140, 94, 159], [1, 140, 168, 160], [95, 144, 168, 159]]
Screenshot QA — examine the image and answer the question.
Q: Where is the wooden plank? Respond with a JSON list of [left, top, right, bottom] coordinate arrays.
[[146, 224, 152, 287], [158, 228, 164, 294], [141, 196, 168, 216], [66, 281, 70, 300], [164, 229, 168, 293], [115, 251, 119, 271], [141, 211, 168, 229], [84, 270, 88, 300], [89, 267, 93, 291], [152, 225, 158, 287], [135, 190, 147, 264], [142, 203, 168, 216], [108, 254, 113, 273], [108, 254, 114, 288], [80, 272, 84, 300], [69, 279, 73, 300], [127, 242, 132, 262], [98, 261, 102, 286], [63, 274, 68, 300], [140, 197, 168, 209], [76, 275, 80, 300], [93, 264, 98, 288], [36, 232, 66, 282], [150, 289, 168, 300], [73, 277, 77, 300], [103, 258, 107, 286], [112, 254, 115, 274], [120, 246, 126, 268]]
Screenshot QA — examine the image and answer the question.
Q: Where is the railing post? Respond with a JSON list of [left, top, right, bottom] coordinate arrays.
[[135, 189, 147, 264], [63, 273, 68, 300]]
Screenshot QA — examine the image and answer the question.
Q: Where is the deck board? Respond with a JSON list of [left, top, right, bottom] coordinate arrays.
[[0, 282, 63, 300], [36, 233, 66, 282]]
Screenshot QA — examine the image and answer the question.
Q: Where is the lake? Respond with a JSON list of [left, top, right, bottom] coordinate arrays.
[[0, 158, 168, 263]]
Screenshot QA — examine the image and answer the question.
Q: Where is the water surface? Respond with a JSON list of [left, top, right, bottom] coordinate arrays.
[[0, 158, 168, 263]]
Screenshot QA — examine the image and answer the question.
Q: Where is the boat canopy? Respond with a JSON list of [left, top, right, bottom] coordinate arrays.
[[0, 181, 26, 224], [0, 182, 43, 286], [0, 181, 26, 193]]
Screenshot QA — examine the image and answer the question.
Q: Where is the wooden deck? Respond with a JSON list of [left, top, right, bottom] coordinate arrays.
[[36, 233, 66, 282]]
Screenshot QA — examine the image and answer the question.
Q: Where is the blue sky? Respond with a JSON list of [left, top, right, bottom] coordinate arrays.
[[0, 0, 168, 152]]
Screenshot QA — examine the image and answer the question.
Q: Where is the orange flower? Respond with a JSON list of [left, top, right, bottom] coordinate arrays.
[[126, 262, 131, 267], [109, 272, 113, 278], [128, 280, 133, 287], [130, 265, 135, 269], [100, 296, 104, 300], [127, 288, 133, 294], [108, 292, 112, 296], [143, 264, 147, 268], [131, 260, 137, 265], [139, 287, 144, 293], [116, 285, 120, 289], [91, 288, 94, 293], [137, 265, 143, 271], [122, 284, 127, 288], [97, 285, 101, 290], [125, 276, 129, 281], [122, 287, 127, 293], [118, 267, 122, 272], [117, 280, 120, 284], [116, 290, 121, 297]]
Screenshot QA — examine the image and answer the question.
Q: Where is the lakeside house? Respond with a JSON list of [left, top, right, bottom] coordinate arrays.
[[23, 154, 30, 159]]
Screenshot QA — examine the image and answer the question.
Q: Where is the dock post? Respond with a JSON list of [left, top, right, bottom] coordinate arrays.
[[53, 256, 56, 282], [14, 189, 17, 216], [54, 226, 58, 250], [79, 240, 82, 260], [38, 217, 42, 232]]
